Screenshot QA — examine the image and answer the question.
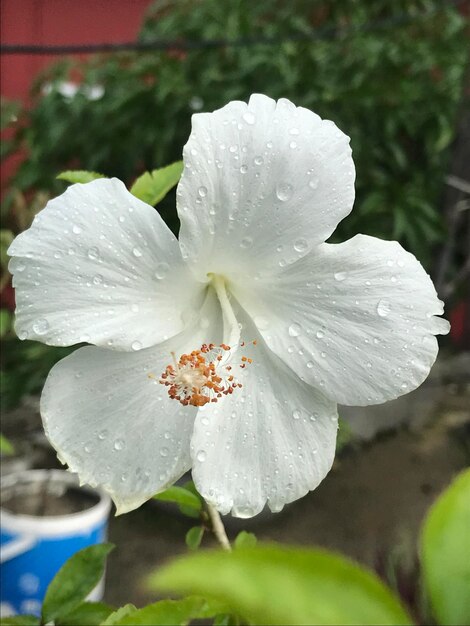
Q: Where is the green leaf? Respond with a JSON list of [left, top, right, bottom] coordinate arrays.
[[0, 432, 14, 455], [57, 170, 105, 184], [234, 531, 257, 549], [41, 543, 114, 624], [0, 309, 12, 339], [421, 469, 470, 625], [0, 617, 39, 625], [56, 601, 114, 625], [110, 597, 225, 626], [186, 525, 204, 550], [153, 485, 202, 513], [101, 604, 137, 625], [151, 544, 413, 625], [130, 161, 183, 206]]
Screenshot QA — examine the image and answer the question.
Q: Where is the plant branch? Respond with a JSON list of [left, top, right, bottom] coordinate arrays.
[[206, 501, 232, 551]]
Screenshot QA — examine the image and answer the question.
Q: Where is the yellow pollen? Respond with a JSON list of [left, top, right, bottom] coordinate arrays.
[[156, 341, 256, 407]]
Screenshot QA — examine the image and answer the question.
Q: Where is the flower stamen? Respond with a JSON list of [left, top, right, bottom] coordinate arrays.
[[154, 341, 256, 407]]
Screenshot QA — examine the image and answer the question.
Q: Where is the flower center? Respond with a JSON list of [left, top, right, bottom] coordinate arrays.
[[157, 341, 255, 407]]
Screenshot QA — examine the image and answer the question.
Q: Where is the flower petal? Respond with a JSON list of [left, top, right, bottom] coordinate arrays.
[[232, 235, 450, 406], [190, 306, 338, 518], [8, 178, 203, 350], [177, 94, 355, 282], [41, 288, 223, 514]]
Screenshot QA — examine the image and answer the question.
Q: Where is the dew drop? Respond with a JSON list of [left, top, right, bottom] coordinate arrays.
[[93, 274, 103, 285], [132, 247, 143, 258], [254, 315, 269, 330], [154, 262, 170, 280], [294, 238, 308, 253], [160, 447, 169, 457], [131, 340, 142, 351], [198, 186, 207, 198], [33, 318, 49, 335], [87, 246, 100, 260], [72, 224, 82, 235], [289, 141, 298, 149], [288, 322, 301, 337], [334, 271, 347, 281], [196, 449, 207, 462], [308, 177, 319, 190], [276, 182, 293, 202], [376, 299, 392, 317], [292, 409, 301, 420], [254, 155, 264, 165], [114, 438, 125, 451], [306, 361, 314, 369], [240, 164, 248, 174], [316, 329, 325, 339], [98, 429, 108, 440], [242, 111, 255, 125]]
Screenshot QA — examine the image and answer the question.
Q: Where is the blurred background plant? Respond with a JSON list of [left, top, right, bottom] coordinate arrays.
[[1, 0, 468, 409]]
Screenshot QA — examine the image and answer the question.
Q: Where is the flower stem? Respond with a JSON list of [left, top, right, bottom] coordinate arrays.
[[206, 501, 232, 551]]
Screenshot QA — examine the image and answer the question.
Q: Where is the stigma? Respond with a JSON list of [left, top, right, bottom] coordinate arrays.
[[155, 342, 255, 407]]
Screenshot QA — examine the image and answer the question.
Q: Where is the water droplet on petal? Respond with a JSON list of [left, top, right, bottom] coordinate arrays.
[[93, 274, 103, 285], [316, 329, 325, 339], [114, 439, 125, 451], [242, 111, 255, 125], [33, 318, 49, 335], [240, 164, 248, 174], [276, 182, 293, 202], [87, 246, 100, 260], [376, 299, 392, 317], [254, 315, 269, 330], [288, 322, 301, 337], [308, 177, 319, 190], [198, 186, 207, 198], [132, 247, 143, 258], [154, 262, 170, 280], [160, 447, 169, 457], [72, 224, 82, 235], [294, 238, 308, 253], [254, 155, 264, 165], [131, 340, 142, 351], [196, 450, 207, 462], [292, 409, 301, 420], [98, 429, 108, 440], [334, 271, 347, 281]]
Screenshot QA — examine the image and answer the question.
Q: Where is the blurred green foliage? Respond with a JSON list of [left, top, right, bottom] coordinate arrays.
[[0, 0, 467, 408]]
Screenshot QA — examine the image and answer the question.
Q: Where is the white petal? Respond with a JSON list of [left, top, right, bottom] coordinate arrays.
[[190, 306, 338, 518], [41, 289, 223, 514], [8, 178, 203, 350], [177, 94, 355, 282], [232, 235, 450, 406]]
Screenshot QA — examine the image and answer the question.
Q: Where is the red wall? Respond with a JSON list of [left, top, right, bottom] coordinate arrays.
[[1, 0, 152, 101], [1, 0, 152, 187]]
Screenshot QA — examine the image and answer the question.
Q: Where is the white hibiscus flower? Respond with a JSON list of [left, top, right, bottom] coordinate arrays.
[[8, 94, 449, 517]]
